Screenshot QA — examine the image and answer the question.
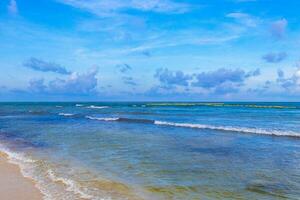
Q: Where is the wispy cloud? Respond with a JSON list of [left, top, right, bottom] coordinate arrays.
[[119, 34, 240, 55], [58, 0, 191, 16], [23, 58, 71, 75], [226, 12, 259, 27]]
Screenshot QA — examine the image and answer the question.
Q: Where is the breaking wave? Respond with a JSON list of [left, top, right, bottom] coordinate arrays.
[[86, 116, 300, 137], [154, 121, 300, 137]]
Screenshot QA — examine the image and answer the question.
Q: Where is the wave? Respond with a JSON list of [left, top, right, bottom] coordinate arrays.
[[58, 113, 75, 117], [0, 142, 108, 200], [86, 116, 299, 137], [0, 144, 52, 199], [154, 121, 300, 137], [47, 169, 93, 199], [75, 104, 83, 107], [86, 105, 109, 109], [86, 116, 155, 124]]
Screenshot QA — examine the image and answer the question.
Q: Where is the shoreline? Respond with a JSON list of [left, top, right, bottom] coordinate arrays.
[[0, 151, 43, 200]]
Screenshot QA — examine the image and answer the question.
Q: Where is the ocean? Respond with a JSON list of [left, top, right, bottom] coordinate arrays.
[[0, 102, 299, 200]]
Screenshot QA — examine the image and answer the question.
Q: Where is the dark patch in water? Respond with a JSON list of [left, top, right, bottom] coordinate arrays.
[[0, 131, 49, 149], [188, 147, 232, 156], [118, 118, 155, 124], [246, 180, 290, 198]]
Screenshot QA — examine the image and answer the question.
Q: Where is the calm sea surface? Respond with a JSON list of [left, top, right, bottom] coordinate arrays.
[[0, 102, 299, 200]]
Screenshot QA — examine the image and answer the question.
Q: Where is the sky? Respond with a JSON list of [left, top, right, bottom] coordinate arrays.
[[0, 0, 300, 101]]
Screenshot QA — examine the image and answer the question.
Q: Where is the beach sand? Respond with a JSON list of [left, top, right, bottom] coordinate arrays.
[[0, 152, 43, 200]]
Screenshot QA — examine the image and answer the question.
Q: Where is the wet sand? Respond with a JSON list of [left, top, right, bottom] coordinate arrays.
[[0, 152, 43, 200]]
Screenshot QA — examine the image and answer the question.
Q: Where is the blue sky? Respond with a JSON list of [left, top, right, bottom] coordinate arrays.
[[0, 0, 300, 101]]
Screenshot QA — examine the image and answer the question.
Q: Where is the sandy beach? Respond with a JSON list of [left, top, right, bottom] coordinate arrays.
[[0, 152, 43, 200]]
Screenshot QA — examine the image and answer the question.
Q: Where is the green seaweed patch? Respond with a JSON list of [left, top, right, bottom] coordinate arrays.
[[146, 185, 199, 200]]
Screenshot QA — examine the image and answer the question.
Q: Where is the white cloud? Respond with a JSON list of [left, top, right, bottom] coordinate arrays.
[[28, 68, 99, 95]]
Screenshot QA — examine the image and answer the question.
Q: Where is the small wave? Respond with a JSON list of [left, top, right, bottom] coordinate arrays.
[[154, 121, 300, 137], [86, 105, 109, 109], [0, 144, 52, 199], [58, 113, 75, 117], [28, 110, 49, 115], [0, 143, 104, 200], [86, 116, 154, 124], [75, 104, 83, 107], [47, 169, 94, 199], [56, 106, 63, 108]]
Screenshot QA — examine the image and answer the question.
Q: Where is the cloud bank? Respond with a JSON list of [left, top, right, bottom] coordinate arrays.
[[28, 68, 99, 95]]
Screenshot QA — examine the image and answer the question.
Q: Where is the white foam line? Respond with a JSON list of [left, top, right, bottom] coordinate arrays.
[[47, 169, 95, 200], [0, 144, 51, 200], [86, 116, 119, 121], [154, 121, 300, 137], [86, 106, 109, 109], [0, 143, 108, 200], [58, 113, 75, 117]]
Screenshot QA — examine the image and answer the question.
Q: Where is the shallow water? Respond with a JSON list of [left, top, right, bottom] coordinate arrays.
[[0, 102, 300, 199]]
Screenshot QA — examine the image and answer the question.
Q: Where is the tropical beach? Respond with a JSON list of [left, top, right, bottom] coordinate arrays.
[[1, 0, 300, 199]]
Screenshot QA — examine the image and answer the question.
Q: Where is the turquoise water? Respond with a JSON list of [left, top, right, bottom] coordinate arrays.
[[0, 102, 300, 199]]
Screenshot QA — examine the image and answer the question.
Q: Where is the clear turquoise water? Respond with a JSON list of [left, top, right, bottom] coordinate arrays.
[[0, 102, 299, 200]]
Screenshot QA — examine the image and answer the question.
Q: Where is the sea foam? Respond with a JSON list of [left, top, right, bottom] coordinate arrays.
[[86, 116, 119, 121], [86, 106, 109, 109], [58, 113, 75, 117], [0, 142, 108, 200]]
